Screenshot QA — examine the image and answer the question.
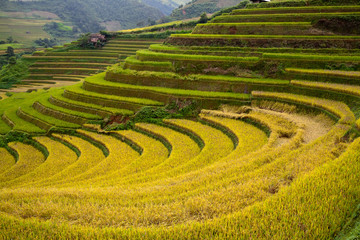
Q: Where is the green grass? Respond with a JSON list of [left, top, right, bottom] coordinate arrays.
[[45, 52, 119, 57], [0, 119, 11, 134], [125, 56, 172, 67], [149, 44, 360, 55], [171, 34, 360, 40], [86, 72, 251, 101], [0, 43, 24, 50], [50, 93, 134, 116], [66, 82, 164, 106], [20, 104, 80, 129], [0, 90, 75, 134], [108, 64, 289, 85], [286, 68, 360, 79], [136, 49, 259, 62], [197, 22, 312, 26], [263, 53, 360, 62], [230, 5, 360, 14], [36, 97, 102, 120], [210, 12, 360, 23]]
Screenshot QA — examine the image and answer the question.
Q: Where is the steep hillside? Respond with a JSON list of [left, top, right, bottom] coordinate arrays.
[[0, 0, 165, 32], [168, 0, 242, 20], [143, 0, 190, 15]]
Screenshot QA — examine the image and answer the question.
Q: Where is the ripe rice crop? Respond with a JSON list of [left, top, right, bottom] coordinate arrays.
[[291, 80, 360, 97], [56, 130, 142, 186], [1, 137, 78, 188], [264, 53, 360, 62], [0, 142, 45, 183], [0, 148, 15, 175], [286, 68, 360, 78], [35, 134, 105, 186], [252, 91, 355, 125]]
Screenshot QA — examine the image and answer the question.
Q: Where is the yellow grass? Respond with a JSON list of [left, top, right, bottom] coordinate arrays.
[[0, 137, 78, 188], [252, 91, 355, 125], [0, 142, 45, 183], [0, 148, 15, 175]]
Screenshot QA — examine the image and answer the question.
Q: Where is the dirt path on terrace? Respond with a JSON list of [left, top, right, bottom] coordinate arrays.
[[254, 108, 334, 144]]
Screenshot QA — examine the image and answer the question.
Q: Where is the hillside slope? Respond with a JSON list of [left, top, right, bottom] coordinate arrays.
[[169, 0, 242, 20], [0, 0, 165, 32]]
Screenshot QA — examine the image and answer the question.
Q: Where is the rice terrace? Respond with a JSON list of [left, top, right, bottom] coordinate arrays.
[[1, 0, 360, 239]]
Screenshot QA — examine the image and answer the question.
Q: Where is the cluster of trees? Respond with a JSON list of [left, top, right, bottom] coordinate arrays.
[[34, 38, 58, 48], [0, 36, 18, 45]]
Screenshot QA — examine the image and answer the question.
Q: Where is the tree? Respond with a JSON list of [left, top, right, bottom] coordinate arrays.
[[6, 36, 13, 43], [6, 46, 15, 58], [198, 12, 208, 23]]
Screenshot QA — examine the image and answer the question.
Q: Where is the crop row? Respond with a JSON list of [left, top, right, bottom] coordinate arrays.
[[49, 94, 133, 117], [0, 142, 45, 183], [286, 68, 360, 79], [252, 91, 355, 125], [210, 12, 360, 23], [136, 49, 259, 62], [150, 44, 360, 55], [171, 34, 360, 40], [84, 72, 251, 102], [230, 5, 360, 15], [124, 56, 174, 72]]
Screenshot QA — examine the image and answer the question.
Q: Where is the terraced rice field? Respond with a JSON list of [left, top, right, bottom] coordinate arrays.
[[0, 2, 360, 239]]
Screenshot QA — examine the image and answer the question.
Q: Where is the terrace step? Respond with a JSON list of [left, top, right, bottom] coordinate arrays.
[[22, 56, 118, 62], [167, 34, 360, 48], [64, 83, 163, 112], [108, 40, 163, 45], [33, 62, 111, 68], [124, 56, 174, 72], [0, 148, 15, 175], [210, 12, 360, 23], [49, 94, 133, 117], [150, 44, 360, 55], [21, 80, 58, 84], [252, 91, 355, 126], [291, 80, 360, 99], [103, 44, 150, 48], [230, 6, 360, 15], [52, 77, 83, 81], [0, 142, 45, 182], [29, 67, 100, 75], [83, 73, 251, 105], [18, 104, 80, 130], [61, 130, 167, 186], [35, 134, 106, 186], [285, 68, 360, 83], [192, 22, 335, 36], [33, 99, 101, 125], [45, 52, 119, 57], [2, 136, 79, 188], [105, 68, 289, 93]]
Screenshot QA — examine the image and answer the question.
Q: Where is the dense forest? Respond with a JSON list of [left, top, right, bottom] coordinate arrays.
[[0, 0, 167, 32]]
